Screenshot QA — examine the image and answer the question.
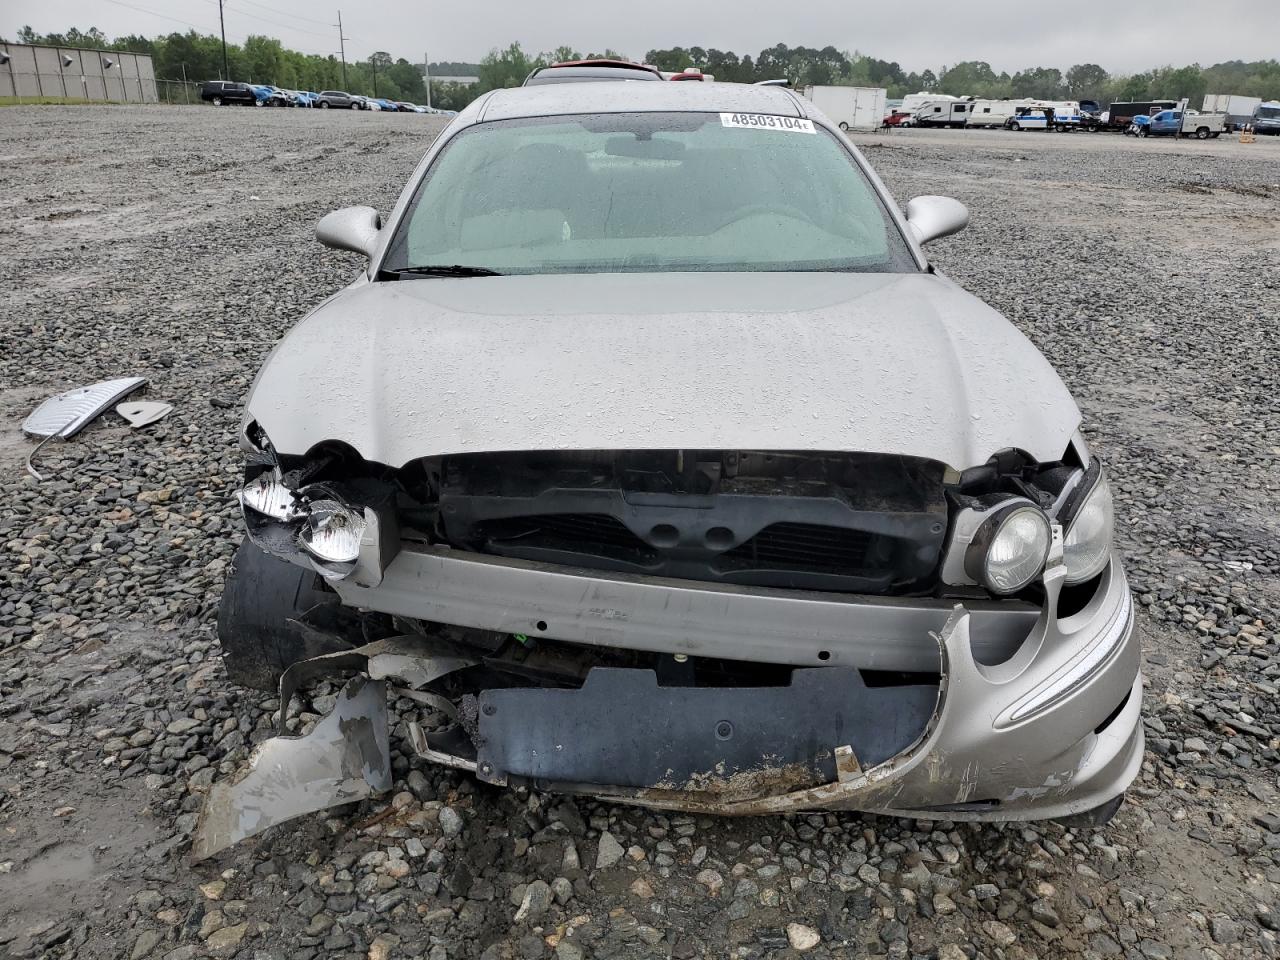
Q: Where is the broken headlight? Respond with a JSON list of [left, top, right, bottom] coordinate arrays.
[[239, 472, 302, 521], [1061, 468, 1114, 584], [965, 500, 1051, 595], [300, 498, 366, 564]]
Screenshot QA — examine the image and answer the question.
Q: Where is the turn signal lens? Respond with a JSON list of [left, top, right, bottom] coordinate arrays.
[[1063, 475, 1114, 584]]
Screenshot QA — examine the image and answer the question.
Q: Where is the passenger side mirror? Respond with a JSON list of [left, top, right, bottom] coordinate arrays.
[[904, 195, 969, 245], [316, 205, 382, 259]]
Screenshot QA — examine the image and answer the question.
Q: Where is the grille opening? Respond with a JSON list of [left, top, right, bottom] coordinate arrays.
[[475, 513, 657, 565], [716, 522, 889, 575], [1057, 570, 1105, 619]]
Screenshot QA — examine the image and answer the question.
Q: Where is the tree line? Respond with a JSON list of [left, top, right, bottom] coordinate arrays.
[[9, 27, 1280, 109], [11, 25, 431, 104], [643, 45, 1280, 103]]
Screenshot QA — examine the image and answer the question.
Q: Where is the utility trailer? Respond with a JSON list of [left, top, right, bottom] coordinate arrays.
[[1202, 94, 1262, 130], [802, 85, 888, 132], [1104, 100, 1177, 130]]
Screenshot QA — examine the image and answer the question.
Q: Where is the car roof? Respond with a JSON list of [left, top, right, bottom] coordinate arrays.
[[477, 81, 809, 123]]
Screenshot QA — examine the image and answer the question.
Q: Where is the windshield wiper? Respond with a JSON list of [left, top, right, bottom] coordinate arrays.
[[383, 264, 504, 279]]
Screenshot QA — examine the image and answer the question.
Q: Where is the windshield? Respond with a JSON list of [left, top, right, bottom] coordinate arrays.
[[381, 112, 916, 276]]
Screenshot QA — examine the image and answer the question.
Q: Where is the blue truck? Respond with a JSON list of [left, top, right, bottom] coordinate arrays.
[[1128, 108, 1228, 139]]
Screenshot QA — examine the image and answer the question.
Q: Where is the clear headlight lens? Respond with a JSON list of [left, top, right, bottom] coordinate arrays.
[[300, 499, 365, 564], [239, 473, 300, 521], [969, 503, 1051, 595], [1063, 473, 1114, 584]]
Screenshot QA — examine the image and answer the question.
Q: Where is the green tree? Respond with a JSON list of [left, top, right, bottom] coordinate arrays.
[[1011, 66, 1065, 99], [477, 42, 544, 91], [1065, 63, 1109, 102]]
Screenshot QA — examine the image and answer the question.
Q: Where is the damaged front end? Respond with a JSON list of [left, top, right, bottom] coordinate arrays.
[[197, 439, 1141, 858]]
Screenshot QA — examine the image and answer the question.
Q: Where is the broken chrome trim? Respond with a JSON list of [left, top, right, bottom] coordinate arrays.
[[332, 544, 1043, 673], [191, 676, 391, 860]]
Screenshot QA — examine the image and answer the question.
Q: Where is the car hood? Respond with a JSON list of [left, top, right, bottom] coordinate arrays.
[[246, 271, 1080, 470]]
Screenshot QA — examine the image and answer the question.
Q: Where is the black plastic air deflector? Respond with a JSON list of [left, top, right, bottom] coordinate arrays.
[[476, 667, 937, 790]]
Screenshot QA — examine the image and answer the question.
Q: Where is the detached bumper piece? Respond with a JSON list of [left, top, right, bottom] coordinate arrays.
[[192, 676, 391, 860], [474, 667, 938, 795]]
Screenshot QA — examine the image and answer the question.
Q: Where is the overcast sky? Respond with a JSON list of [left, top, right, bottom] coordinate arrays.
[[3, 0, 1275, 74]]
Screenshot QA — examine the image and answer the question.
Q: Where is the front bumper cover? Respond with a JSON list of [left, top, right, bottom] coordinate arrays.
[[195, 539, 1140, 857]]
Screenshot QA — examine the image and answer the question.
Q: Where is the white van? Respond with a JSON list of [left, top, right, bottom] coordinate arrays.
[[1036, 100, 1083, 130], [967, 99, 1035, 128], [1007, 105, 1049, 130]]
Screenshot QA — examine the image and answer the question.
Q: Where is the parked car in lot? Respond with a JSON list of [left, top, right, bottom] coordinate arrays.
[[395, 101, 418, 113], [316, 90, 363, 109], [524, 58, 665, 85], [199, 81, 258, 106], [881, 110, 914, 127], [195, 81, 1140, 859]]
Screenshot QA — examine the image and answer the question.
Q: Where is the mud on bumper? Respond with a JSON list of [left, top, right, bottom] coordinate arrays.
[[195, 543, 1140, 857]]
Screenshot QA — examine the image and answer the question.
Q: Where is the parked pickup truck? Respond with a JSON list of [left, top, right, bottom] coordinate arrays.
[[1129, 109, 1227, 139]]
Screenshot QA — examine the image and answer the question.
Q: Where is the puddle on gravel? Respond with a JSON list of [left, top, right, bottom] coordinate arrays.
[[17, 841, 100, 886]]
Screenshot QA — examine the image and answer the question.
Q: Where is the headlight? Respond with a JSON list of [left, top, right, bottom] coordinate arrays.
[[965, 501, 1051, 595], [1062, 471, 1114, 584], [300, 499, 366, 564], [239, 473, 301, 521]]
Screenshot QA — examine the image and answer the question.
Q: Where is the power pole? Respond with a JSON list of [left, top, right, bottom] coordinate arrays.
[[218, 0, 229, 79], [336, 10, 348, 90], [424, 51, 431, 109], [370, 54, 378, 97]]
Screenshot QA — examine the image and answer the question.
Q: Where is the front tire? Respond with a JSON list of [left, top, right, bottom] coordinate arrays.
[[1137, 126, 1148, 138], [1196, 127, 1210, 139], [211, 96, 223, 106], [320, 100, 330, 108], [838, 121, 850, 131], [1010, 121, 1021, 131], [217, 539, 359, 691], [351, 102, 360, 110]]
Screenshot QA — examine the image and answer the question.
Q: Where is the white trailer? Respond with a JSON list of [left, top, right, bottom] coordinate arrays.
[[1202, 94, 1262, 129], [802, 85, 888, 131], [900, 91, 957, 114], [967, 98, 1035, 128]]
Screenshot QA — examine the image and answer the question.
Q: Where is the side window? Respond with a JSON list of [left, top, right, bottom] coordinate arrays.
[[982, 107, 991, 113], [956, 105, 966, 113]]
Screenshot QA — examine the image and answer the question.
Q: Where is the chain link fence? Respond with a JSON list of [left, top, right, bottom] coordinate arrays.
[[156, 79, 201, 105]]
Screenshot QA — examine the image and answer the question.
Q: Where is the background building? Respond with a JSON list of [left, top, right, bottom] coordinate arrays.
[[0, 42, 158, 102]]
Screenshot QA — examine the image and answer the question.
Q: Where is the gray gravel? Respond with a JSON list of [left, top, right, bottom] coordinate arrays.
[[2, 106, 1280, 960]]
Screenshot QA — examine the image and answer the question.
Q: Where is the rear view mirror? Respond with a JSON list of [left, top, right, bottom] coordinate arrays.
[[316, 205, 382, 259], [605, 136, 686, 160], [904, 195, 969, 245]]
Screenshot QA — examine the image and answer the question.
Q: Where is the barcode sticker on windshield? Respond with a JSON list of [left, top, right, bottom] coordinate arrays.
[[720, 113, 816, 134]]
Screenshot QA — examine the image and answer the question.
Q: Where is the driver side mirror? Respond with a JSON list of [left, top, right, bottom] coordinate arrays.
[[904, 195, 969, 245], [316, 205, 382, 259]]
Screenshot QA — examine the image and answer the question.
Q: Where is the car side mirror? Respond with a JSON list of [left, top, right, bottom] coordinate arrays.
[[316, 205, 382, 259], [904, 195, 969, 245]]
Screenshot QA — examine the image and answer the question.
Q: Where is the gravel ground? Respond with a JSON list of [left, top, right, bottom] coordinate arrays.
[[1, 106, 1279, 960]]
